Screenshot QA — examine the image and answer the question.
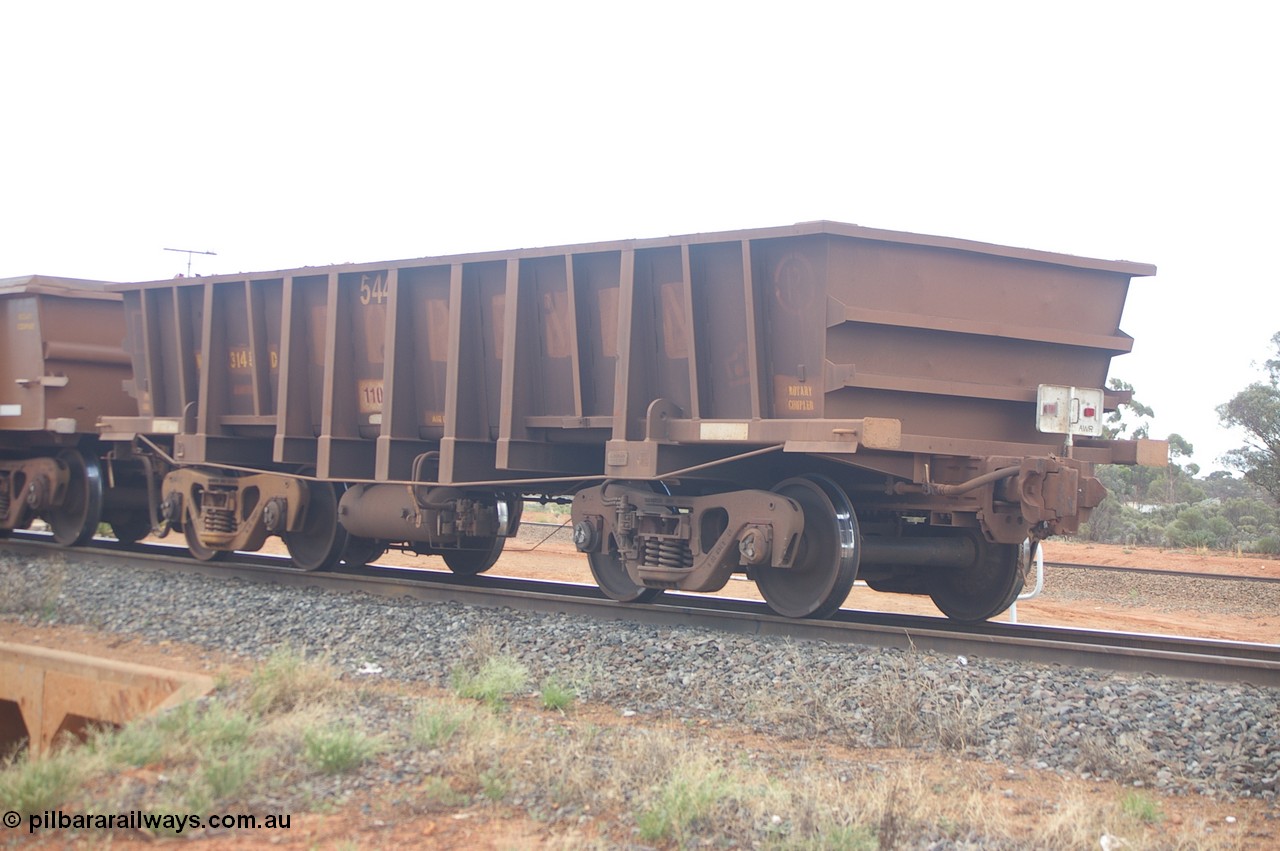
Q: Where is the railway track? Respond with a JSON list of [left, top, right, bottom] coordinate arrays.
[[5, 534, 1279, 688], [1045, 559, 1280, 584], [519, 520, 1280, 586]]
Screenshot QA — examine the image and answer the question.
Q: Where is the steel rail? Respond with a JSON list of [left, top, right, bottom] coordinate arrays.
[[520, 522, 1280, 586], [1043, 560, 1280, 585], [5, 535, 1279, 688]]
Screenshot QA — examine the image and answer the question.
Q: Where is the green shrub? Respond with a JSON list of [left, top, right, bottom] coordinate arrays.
[[0, 751, 81, 816], [411, 702, 477, 748], [1252, 536, 1280, 554], [540, 679, 575, 712], [202, 751, 258, 798], [248, 645, 336, 714], [636, 765, 734, 844], [1119, 790, 1162, 824], [303, 725, 382, 774], [451, 656, 529, 708], [479, 767, 509, 801]]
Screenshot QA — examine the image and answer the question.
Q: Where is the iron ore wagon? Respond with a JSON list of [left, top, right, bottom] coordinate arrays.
[[85, 221, 1165, 620], [0, 276, 149, 546]]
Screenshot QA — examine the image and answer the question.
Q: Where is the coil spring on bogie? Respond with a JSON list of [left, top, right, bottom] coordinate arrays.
[[0, 479, 9, 519], [643, 538, 694, 569], [202, 507, 236, 534]]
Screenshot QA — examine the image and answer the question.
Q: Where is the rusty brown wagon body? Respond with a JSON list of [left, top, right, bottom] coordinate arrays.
[[0, 276, 149, 545], [101, 222, 1166, 619]]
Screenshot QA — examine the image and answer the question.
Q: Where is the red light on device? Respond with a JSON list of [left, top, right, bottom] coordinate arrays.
[[1083, 406, 1096, 418], [1042, 403, 1058, 416]]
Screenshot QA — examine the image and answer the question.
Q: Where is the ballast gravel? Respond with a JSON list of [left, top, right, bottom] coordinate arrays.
[[2, 550, 1277, 802]]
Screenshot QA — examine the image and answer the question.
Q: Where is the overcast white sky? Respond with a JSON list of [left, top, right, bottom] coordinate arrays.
[[2, 2, 1275, 473]]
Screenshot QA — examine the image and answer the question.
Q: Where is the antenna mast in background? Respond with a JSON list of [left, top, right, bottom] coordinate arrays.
[[163, 247, 217, 277]]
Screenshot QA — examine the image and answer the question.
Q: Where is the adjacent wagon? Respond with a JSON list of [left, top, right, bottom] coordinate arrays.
[[0, 276, 145, 545]]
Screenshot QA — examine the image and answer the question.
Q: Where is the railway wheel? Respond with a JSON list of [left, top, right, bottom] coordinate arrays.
[[48, 448, 104, 547], [441, 494, 521, 575], [442, 536, 505, 575], [283, 481, 348, 572], [757, 475, 859, 619], [926, 534, 1023, 622], [588, 543, 663, 603], [110, 515, 152, 544], [341, 536, 386, 567]]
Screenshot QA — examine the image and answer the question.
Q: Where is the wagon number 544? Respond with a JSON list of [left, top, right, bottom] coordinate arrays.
[[359, 273, 388, 306]]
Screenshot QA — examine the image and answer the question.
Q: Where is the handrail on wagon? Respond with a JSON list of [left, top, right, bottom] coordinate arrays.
[[1009, 539, 1045, 624]]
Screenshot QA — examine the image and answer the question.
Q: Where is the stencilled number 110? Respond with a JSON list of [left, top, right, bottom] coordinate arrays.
[[359, 273, 388, 306]]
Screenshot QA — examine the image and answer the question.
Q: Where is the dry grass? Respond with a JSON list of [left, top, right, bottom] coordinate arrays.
[[1011, 709, 1044, 757], [1076, 730, 1158, 784], [861, 652, 929, 747], [757, 647, 993, 754], [0, 637, 1263, 849], [929, 687, 994, 751], [745, 641, 863, 742], [246, 644, 342, 714]]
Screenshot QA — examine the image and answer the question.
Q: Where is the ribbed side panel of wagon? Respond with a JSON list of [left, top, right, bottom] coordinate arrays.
[[119, 275, 283, 467], [115, 258, 541, 484], [112, 222, 1154, 483]]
